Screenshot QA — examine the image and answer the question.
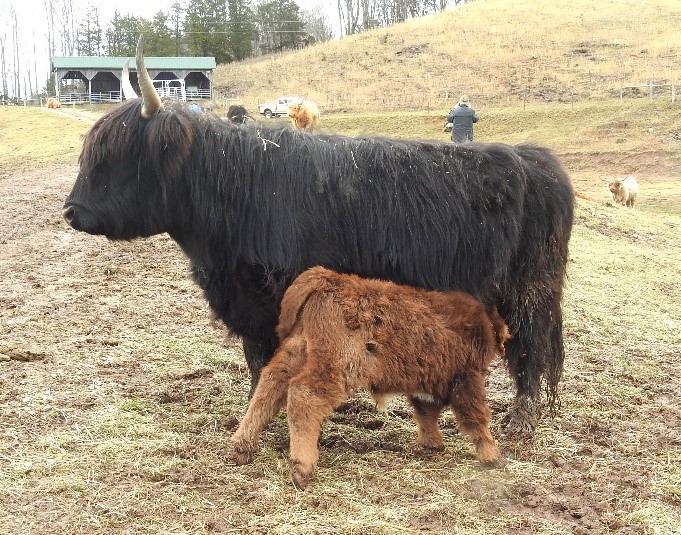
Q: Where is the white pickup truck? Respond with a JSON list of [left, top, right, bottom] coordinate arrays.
[[258, 96, 302, 118]]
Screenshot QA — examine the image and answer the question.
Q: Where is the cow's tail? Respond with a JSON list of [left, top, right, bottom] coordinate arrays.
[[276, 266, 332, 341], [487, 306, 511, 357]]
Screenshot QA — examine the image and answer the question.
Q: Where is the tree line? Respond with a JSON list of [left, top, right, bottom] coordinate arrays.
[[1, 0, 462, 102]]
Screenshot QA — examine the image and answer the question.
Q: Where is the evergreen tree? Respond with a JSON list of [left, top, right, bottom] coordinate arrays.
[[227, 0, 255, 61], [257, 0, 305, 54], [185, 0, 231, 63], [147, 12, 176, 56], [105, 11, 144, 56], [77, 4, 103, 55], [169, 2, 187, 56]]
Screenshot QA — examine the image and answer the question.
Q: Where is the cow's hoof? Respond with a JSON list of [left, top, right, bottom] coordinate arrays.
[[501, 396, 539, 437]]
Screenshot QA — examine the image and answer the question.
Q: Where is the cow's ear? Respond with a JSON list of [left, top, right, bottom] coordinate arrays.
[[144, 112, 195, 177]]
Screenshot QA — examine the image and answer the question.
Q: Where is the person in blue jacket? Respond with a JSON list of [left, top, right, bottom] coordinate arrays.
[[446, 95, 479, 143]]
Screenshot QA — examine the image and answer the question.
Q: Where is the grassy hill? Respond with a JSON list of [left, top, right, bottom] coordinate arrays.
[[213, 0, 681, 113]]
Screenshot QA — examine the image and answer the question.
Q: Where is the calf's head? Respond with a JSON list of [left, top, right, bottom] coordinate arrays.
[[63, 35, 194, 240]]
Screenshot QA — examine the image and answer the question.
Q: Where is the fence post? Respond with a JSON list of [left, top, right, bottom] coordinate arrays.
[[673, 82, 676, 103], [649, 81, 653, 101]]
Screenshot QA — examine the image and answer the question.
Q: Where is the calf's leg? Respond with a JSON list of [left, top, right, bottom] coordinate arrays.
[[450, 370, 503, 467], [287, 374, 349, 490], [408, 395, 445, 451], [231, 337, 305, 464]]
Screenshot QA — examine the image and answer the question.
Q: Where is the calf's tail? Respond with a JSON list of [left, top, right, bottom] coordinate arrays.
[[276, 266, 333, 340]]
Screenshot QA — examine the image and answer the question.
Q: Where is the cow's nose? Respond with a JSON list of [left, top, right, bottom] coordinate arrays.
[[62, 206, 75, 224]]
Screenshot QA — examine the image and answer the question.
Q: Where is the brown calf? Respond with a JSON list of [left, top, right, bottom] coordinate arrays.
[[230, 266, 510, 489], [46, 98, 61, 109]]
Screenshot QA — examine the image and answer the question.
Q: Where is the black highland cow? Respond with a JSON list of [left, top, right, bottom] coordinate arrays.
[[63, 37, 574, 433], [226, 104, 251, 124]]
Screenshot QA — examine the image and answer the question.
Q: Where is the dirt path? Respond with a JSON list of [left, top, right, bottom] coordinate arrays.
[[44, 107, 101, 125]]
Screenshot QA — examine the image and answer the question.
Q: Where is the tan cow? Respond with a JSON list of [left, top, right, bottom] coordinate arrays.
[[288, 99, 320, 132], [46, 98, 61, 109], [608, 175, 638, 207]]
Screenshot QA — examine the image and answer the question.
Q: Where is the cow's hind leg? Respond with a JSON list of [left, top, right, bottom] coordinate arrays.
[[450, 371, 502, 467], [408, 395, 445, 451], [231, 337, 305, 464], [287, 375, 348, 490]]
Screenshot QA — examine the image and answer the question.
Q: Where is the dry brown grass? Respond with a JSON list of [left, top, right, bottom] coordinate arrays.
[[214, 0, 681, 113], [0, 107, 91, 174]]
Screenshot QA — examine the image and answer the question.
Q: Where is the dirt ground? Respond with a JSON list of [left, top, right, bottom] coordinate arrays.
[[1, 149, 680, 534]]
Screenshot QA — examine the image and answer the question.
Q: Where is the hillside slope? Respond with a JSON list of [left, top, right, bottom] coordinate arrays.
[[213, 0, 681, 113]]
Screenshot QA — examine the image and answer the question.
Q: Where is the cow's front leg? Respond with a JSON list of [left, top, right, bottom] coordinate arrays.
[[242, 334, 279, 398]]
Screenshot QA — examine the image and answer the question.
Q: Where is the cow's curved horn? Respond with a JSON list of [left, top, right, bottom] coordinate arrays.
[[121, 59, 138, 101], [136, 34, 162, 118]]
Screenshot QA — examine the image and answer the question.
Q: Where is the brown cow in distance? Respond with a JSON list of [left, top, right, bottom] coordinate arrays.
[[287, 99, 320, 131], [230, 266, 510, 489]]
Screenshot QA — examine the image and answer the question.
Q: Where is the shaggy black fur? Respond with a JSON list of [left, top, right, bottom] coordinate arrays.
[[226, 104, 250, 124], [65, 99, 574, 427]]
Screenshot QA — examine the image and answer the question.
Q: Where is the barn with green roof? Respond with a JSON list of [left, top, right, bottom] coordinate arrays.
[[51, 55, 217, 104]]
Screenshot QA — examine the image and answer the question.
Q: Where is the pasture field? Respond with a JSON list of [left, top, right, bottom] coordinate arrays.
[[1, 102, 680, 534]]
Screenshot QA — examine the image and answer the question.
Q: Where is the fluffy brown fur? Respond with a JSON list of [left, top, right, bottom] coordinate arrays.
[[46, 98, 61, 109], [287, 100, 320, 132], [231, 266, 510, 489]]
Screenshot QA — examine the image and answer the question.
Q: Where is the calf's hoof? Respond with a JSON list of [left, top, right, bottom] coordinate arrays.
[[417, 441, 445, 453], [475, 442, 504, 468], [230, 440, 256, 465], [290, 462, 314, 490], [481, 456, 507, 469]]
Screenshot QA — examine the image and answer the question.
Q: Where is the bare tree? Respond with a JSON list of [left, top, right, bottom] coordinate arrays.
[[0, 33, 7, 99], [11, 6, 20, 98], [301, 7, 334, 43], [45, 0, 56, 59], [59, 0, 77, 55], [339, 0, 462, 35]]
